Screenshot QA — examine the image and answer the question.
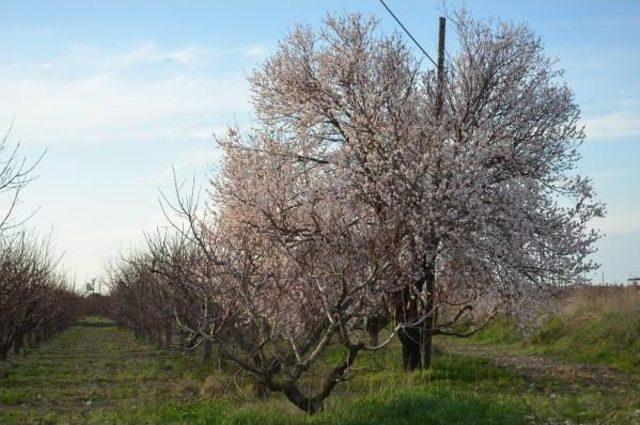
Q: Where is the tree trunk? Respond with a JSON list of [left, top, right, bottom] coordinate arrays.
[[28, 332, 37, 348], [13, 334, 24, 355], [422, 266, 436, 369], [395, 258, 437, 371], [164, 328, 173, 348], [366, 313, 388, 347], [394, 285, 423, 371], [270, 344, 362, 414], [202, 340, 213, 363], [422, 326, 434, 369], [368, 328, 379, 346], [251, 353, 268, 399], [254, 381, 268, 400], [398, 327, 422, 371], [0, 345, 9, 362], [281, 384, 324, 414], [150, 329, 161, 346]]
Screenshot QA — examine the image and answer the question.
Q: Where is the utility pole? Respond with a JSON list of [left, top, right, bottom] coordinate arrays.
[[423, 16, 446, 370], [435, 16, 446, 118]]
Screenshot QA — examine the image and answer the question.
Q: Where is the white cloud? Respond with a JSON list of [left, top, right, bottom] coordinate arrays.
[[0, 41, 263, 283], [591, 208, 640, 236], [242, 44, 269, 59], [0, 44, 254, 147], [584, 111, 640, 140], [109, 44, 213, 68], [141, 144, 223, 185], [2, 74, 248, 145]]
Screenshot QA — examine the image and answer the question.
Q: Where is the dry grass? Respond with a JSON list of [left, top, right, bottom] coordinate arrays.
[[561, 284, 640, 315]]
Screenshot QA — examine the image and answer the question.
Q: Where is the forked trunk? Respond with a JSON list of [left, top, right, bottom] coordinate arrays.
[[395, 259, 437, 371], [282, 385, 324, 414], [273, 344, 363, 414]]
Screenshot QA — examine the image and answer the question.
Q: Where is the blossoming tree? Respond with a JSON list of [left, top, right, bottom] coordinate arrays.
[[247, 12, 603, 370], [109, 10, 604, 414]]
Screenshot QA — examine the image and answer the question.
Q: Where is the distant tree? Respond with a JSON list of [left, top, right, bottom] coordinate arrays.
[[0, 233, 77, 361], [0, 125, 43, 236], [0, 127, 75, 361]]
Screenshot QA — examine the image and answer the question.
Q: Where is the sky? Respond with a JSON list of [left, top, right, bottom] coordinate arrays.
[[1, 0, 638, 287]]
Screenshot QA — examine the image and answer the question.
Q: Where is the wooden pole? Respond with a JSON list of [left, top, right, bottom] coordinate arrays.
[[423, 16, 446, 370], [435, 16, 446, 118]]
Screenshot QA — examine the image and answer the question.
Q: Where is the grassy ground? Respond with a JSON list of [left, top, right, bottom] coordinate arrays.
[[453, 286, 640, 376], [1, 316, 638, 424]]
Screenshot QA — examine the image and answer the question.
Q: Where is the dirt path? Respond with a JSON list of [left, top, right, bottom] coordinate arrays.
[[437, 342, 639, 390]]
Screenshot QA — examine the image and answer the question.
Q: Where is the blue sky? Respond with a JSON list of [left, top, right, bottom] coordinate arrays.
[[1, 1, 638, 286]]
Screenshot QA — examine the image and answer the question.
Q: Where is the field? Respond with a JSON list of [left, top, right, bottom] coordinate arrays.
[[2, 3, 638, 424], [1, 287, 638, 425]]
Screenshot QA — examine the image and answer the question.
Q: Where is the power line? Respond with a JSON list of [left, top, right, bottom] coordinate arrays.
[[377, 0, 438, 67]]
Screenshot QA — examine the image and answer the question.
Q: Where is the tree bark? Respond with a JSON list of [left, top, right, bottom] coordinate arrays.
[[422, 265, 436, 369], [366, 313, 388, 347], [368, 328, 379, 346], [28, 332, 37, 348], [395, 286, 423, 371], [164, 328, 173, 348], [395, 259, 437, 371], [0, 345, 9, 362], [281, 384, 324, 414], [398, 326, 422, 370], [13, 334, 24, 355], [202, 340, 213, 363], [271, 344, 362, 414], [251, 353, 268, 399]]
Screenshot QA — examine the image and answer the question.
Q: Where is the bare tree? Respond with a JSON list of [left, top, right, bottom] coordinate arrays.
[[0, 233, 78, 361], [127, 135, 400, 413], [0, 125, 44, 236], [0, 127, 75, 362]]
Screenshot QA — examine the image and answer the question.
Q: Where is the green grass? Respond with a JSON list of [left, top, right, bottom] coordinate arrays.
[[455, 299, 640, 376], [0, 316, 637, 424], [530, 309, 640, 374]]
